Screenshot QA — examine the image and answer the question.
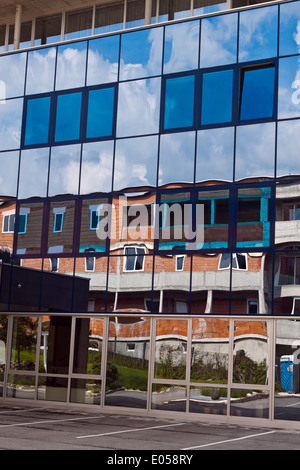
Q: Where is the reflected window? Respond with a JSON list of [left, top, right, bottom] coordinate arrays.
[[24, 96, 51, 146], [2, 213, 15, 233], [18, 213, 27, 234], [85, 249, 95, 272], [55, 92, 82, 143], [240, 65, 275, 121], [201, 69, 233, 125], [219, 253, 247, 270], [124, 246, 145, 271], [163, 74, 195, 130], [278, 256, 300, 286], [86, 87, 115, 140], [54, 212, 64, 233]]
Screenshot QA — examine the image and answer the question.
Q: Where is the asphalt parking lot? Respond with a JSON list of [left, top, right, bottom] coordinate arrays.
[[0, 405, 299, 451]]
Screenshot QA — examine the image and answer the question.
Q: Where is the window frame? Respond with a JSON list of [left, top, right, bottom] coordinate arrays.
[[123, 246, 146, 272], [2, 213, 15, 233]]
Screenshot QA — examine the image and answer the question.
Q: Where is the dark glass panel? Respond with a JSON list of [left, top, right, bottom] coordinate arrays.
[[24, 96, 51, 146], [86, 87, 115, 139], [164, 75, 195, 130], [55, 92, 82, 143], [240, 66, 275, 121], [201, 69, 233, 125]]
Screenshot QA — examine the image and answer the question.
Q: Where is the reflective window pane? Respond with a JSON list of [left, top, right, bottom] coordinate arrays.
[[48, 145, 81, 197], [120, 27, 163, 80], [80, 141, 114, 194], [80, 198, 110, 253], [105, 316, 150, 409], [277, 120, 300, 177], [0, 98, 23, 151], [164, 20, 199, 74], [114, 135, 158, 190], [154, 319, 187, 379], [196, 127, 234, 183], [197, 189, 230, 249], [18, 148, 49, 199], [48, 200, 75, 254], [240, 66, 275, 121], [164, 75, 195, 130], [117, 78, 161, 137], [200, 13, 238, 68], [278, 56, 300, 120], [0, 151, 20, 198], [24, 96, 51, 146], [279, 2, 300, 57], [0, 52, 26, 99], [87, 35, 120, 86], [55, 92, 82, 143], [55, 42, 87, 90], [26, 47, 56, 95], [10, 316, 38, 371], [239, 6, 278, 62], [235, 123, 275, 181], [236, 187, 271, 248], [159, 132, 195, 186], [201, 69, 233, 125], [15, 202, 44, 255], [86, 87, 115, 139]]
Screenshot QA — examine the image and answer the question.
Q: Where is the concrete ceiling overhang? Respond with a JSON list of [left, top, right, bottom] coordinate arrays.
[[0, 0, 118, 24]]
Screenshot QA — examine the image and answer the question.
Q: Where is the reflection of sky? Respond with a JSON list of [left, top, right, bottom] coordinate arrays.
[[80, 141, 114, 194], [279, 2, 300, 56], [239, 6, 278, 62], [200, 14, 237, 68], [114, 135, 158, 190], [159, 132, 195, 185], [18, 148, 49, 199], [116, 78, 161, 137], [235, 123, 275, 180], [55, 42, 87, 90], [48, 145, 81, 196], [196, 127, 234, 182], [87, 35, 119, 86], [26, 48, 56, 95], [0, 98, 23, 151], [164, 20, 199, 73], [277, 120, 300, 177], [0, 151, 19, 197], [120, 27, 163, 80], [0, 52, 26, 98], [278, 56, 300, 119]]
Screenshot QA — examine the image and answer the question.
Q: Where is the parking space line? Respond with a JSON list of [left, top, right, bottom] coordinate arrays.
[[0, 414, 103, 428], [76, 422, 187, 439], [181, 430, 277, 450]]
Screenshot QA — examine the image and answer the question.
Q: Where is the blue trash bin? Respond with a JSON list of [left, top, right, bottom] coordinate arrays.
[[280, 355, 294, 392]]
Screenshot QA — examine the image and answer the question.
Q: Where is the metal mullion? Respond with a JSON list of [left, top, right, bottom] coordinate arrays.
[[227, 317, 235, 417], [67, 316, 77, 403], [101, 316, 110, 408], [147, 317, 156, 412]]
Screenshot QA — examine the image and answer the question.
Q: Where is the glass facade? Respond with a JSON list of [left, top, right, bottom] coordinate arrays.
[[0, 0, 300, 429]]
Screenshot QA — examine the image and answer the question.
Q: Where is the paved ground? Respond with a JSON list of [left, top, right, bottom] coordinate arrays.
[[0, 405, 299, 452]]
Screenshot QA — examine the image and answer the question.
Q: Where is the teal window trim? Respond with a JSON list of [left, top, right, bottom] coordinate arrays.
[[18, 213, 27, 234]]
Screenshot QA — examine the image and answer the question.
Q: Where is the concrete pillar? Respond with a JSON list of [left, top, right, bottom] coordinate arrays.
[[145, 0, 152, 25], [14, 3, 22, 50]]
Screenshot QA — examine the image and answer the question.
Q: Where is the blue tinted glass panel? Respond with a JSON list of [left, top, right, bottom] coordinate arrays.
[[164, 75, 195, 130], [25, 96, 51, 146], [240, 67, 275, 121], [87, 35, 120, 86], [201, 69, 233, 125], [86, 87, 115, 139], [55, 93, 82, 142], [279, 2, 300, 57], [278, 57, 300, 119]]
